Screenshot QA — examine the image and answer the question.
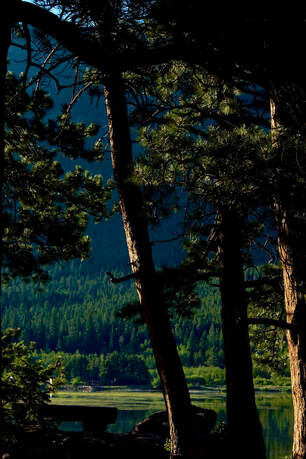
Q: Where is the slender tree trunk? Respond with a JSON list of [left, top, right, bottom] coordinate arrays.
[[271, 100, 306, 459], [217, 209, 266, 459], [103, 71, 194, 458]]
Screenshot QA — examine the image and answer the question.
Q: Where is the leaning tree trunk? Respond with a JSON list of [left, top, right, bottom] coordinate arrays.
[[103, 71, 195, 458], [217, 209, 266, 459], [271, 99, 306, 459]]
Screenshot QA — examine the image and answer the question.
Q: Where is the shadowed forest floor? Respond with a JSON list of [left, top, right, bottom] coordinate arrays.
[[6, 429, 227, 459]]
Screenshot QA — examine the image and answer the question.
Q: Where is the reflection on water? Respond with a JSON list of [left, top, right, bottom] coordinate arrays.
[[107, 407, 292, 458], [55, 389, 292, 459], [259, 405, 293, 459]]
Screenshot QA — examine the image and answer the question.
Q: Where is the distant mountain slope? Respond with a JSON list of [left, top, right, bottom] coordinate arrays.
[[2, 265, 223, 367]]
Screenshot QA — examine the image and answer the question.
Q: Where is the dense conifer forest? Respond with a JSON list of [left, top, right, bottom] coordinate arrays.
[[2, 258, 290, 387], [2, 258, 224, 371]]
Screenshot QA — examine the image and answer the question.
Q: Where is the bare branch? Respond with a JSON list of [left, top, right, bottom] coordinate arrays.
[[151, 233, 184, 245], [10, 42, 27, 50], [34, 43, 62, 95], [15, 52, 73, 94], [106, 271, 139, 283], [66, 81, 93, 114], [51, 81, 93, 142], [22, 22, 32, 86], [250, 236, 276, 264], [31, 61, 62, 92]]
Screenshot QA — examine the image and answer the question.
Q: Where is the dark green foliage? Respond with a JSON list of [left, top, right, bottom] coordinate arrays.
[[248, 264, 289, 374], [184, 366, 226, 387], [3, 70, 113, 283], [1, 328, 65, 450], [36, 350, 151, 385], [100, 351, 151, 385]]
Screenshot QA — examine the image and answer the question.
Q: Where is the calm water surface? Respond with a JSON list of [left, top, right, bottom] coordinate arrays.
[[54, 389, 293, 459]]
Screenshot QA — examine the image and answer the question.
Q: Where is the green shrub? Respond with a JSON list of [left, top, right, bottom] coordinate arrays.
[[184, 366, 225, 386], [253, 377, 273, 386], [253, 366, 271, 379], [186, 376, 207, 387], [99, 351, 151, 385], [71, 376, 85, 386], [1, 328, 65, 453], [270, 375, 291, 387]]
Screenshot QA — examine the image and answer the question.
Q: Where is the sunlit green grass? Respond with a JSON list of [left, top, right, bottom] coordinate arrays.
[[51, 387, 291, 411], [52, 388, 227, 411], [51, 389, 166, 410]]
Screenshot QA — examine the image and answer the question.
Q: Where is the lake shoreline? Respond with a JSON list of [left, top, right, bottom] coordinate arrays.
[[56, 384, 291, 395]]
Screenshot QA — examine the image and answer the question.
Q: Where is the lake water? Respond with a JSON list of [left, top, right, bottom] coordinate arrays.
[[53, 388, 293, 459]]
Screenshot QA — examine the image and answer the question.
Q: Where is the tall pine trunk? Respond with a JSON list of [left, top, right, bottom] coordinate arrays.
[[217, 209, 266, 459], [271, 100, 306, 459], [103, 71, 194, 458], [276, 206, 306, 459]]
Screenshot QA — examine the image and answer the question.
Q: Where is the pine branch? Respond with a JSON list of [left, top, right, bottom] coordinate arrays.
[[247, 317, 297, 332], [244, 277, 283, 296], [244, 278, 277, 288]]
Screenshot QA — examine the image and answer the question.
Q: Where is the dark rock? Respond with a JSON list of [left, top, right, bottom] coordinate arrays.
[[131, 405, 217, 438]]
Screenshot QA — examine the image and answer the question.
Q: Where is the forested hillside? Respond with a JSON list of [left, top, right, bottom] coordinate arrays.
[[2, 263, 223, 368]]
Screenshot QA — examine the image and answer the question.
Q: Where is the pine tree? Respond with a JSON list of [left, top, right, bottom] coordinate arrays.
[[2, 69, 112, 284], [133, 62, 269, 457]]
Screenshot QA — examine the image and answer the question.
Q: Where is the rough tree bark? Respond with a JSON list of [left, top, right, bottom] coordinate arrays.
[[271, 100, 306, 459], [103, 70, 195, 458], [276, 205, 306, 459], [217, 209, 266, 459]]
